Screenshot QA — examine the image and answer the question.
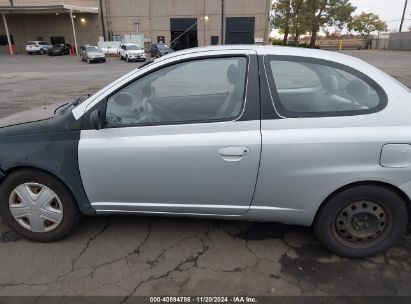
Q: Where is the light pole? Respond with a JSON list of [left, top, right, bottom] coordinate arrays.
[[399, 0, 408, 32]]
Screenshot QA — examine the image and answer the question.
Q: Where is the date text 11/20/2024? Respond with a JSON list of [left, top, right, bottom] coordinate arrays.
[[149, 297, 258, 303]]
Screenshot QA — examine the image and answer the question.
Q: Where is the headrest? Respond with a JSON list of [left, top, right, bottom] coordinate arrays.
[[323, 75, 338, 92], [227, 64, 239, 85], [347, 79, 370, 100]]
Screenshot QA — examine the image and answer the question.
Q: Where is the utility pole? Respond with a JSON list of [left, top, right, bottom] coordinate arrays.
[[221, 0, 224, 44], [99, 0, 106, 40], [399, 0, 408, 32]]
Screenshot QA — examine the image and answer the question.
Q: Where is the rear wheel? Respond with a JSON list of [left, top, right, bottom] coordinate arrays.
[[314, 185, 408, 258], [0, 169, 81, 242]]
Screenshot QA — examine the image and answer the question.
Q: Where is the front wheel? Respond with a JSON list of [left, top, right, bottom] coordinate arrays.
[[314, 185, 408, 258], [0, 169, 81, 242], [40, 49, 44, 55], [87, 58, 91, 64]]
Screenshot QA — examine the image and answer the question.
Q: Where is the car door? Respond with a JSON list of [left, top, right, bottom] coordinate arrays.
[[78, 52, 261, 215]]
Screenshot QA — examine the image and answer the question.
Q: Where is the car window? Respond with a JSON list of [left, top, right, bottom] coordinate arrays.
[[27, 41, 36, 45], [270, 61, 320, 89], [105, 57, 248, 127], [266, 58, 384, 116], [86, 47, 100, 52]]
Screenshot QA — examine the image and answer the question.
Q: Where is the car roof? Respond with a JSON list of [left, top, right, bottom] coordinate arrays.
[[156, 45, 377, 71], [72, 44, 403, 120]]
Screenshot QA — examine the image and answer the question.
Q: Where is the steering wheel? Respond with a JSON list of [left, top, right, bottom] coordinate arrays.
[[143, 98, 181, 122], [106, 112, 122, 125]]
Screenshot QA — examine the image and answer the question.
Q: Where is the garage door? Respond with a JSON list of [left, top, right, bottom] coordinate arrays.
[[225, 17, 255, 44]]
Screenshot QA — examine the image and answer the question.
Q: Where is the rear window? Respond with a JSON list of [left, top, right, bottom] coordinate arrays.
[[27, 41, 36, 45], [270, 61, 320, 89], [265, 56, 387, 117]]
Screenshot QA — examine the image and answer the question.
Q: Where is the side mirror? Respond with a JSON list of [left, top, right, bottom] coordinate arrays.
[[90, 109, 103, 130]]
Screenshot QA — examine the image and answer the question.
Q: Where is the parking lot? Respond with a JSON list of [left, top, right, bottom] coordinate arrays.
[[1, 50, 411, 298]]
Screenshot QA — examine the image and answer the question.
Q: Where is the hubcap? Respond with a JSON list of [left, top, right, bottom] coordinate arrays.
[[335, 200, 387, 243], [9, 183, 63, 233]]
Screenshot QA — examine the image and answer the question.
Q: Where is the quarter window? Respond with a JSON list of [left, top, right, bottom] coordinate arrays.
[[105, 57, 248, 126], [266, 57, 385, 116]]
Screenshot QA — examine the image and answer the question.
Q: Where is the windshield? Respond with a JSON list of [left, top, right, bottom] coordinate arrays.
[[126, 45, 141, 50], [157, 44, 170, 50], [86, 47, 100, 52]]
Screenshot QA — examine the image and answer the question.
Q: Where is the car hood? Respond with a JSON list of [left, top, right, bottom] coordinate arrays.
[[88, 52, 105, 57], [0, 102, 67, 128], [126, 50, 144, 55]]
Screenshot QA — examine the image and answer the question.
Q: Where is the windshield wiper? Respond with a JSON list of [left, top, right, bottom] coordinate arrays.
[[71, 94, 91, 106]]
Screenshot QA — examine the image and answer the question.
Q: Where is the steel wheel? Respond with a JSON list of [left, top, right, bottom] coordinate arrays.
[[9, 182, 63, 233], [333, 199, 390, 247]]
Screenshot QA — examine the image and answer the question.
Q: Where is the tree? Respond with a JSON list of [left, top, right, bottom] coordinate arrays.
[[306, 0, 356, 48], [272, 0, 292, 45], [348, 12, 388, 37], [272, 0, 310, 45], [289, 0, 310, 42]]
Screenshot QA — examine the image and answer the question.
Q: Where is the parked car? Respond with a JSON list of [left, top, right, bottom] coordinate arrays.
[[150, 43, 174, 57], [80, 45, 106, 63], [100, 46, 119, 56], [48, 44, 71, 56], [119, 43, 146, 62], [26, 41, 52, 55], [1, 45, 411, 258]]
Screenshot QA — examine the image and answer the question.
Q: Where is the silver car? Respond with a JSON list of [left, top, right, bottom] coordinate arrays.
[[0, 46, 410, 258], [80, 45, 106, 64]]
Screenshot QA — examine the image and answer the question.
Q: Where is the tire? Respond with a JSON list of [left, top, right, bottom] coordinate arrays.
[[87, 58, 91, 64], [0, 169, 81, 242], [126, 55, 130, 62], [40, 49, 44, 55], [314, 185, 408, 258]]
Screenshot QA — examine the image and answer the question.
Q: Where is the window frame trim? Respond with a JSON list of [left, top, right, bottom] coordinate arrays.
[[263, 55, 388, 118]]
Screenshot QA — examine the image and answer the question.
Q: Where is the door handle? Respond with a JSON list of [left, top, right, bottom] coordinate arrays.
[[218, 147, 250, 161]]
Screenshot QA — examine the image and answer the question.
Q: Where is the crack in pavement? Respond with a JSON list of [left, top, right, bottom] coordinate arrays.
[[55, 217, 111, 282], [118, 226, 213, 303]]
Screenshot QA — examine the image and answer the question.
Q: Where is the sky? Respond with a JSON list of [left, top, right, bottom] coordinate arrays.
[[271, 0, 411, 38], [350, 0, 410, 32]]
